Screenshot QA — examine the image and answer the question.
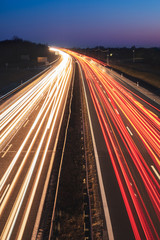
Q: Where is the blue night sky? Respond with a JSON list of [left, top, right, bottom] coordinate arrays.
[[0, 0, 160, 47]]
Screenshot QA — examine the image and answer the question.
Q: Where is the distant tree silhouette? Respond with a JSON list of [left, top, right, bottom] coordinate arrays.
[[12, 36, 23, 42], [0, 38, 56, 68]]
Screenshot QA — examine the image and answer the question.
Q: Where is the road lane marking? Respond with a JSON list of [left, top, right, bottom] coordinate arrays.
[[1, 52, 73, 239], [23, 120, 29, 128], [1, 144, 12, 158], [115, 109, 119, 114], [0, 184, 10, 204], [135, 101, 143, 108], [126, 126, 133, 136], [32, 56, 74, 240], [151, 165, 160, 180]]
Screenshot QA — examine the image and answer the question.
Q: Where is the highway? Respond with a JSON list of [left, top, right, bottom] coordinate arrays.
[[0, 49, 74, 240], [65, 50, 160, 240], [0, 47, 159, 240]]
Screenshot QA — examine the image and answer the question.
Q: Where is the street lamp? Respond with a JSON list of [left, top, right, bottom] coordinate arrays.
[[133, 49, 135, 63], [107, 53, 112, 65]]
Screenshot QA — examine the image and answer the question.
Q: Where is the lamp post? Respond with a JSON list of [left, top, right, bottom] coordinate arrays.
[[107, 53, 109, 65], [93, 48, 112, 65], [106, 52, 112, 65], [133, 49, 135, 63]]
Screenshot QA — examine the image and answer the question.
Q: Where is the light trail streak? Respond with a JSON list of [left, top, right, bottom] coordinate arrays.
[[0, 75, 55, 193], [151, 165, 160, 181], [1, 144, 12, 158], [0, 184, 10, 205], [66, 50, 160, 240], [23, 119, 29, 128], [17, 58, 73, 240], [0, 64, 61, 148], [126, 126, 133, 136], [0, 52, 69, 192], [0, 49, 73, 239], [78, 62, 114, 240], [87, 70, 149, 238]]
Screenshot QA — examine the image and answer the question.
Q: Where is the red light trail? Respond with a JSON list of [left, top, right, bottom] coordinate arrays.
[[65, 50, 160, 240]]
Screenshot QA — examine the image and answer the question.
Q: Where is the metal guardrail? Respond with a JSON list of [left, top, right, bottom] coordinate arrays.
[[79, 64, 93, 240], [48, 61, 75, 240], [0, 57, 60, 102]]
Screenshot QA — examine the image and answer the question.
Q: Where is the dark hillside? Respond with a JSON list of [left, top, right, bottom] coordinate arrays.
[[0, 37, 56, 68], [74, 47, 160, 88], [0, 38, 57, 95]]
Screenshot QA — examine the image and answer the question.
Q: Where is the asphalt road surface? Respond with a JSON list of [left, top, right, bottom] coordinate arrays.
[[66, 50, 160, 240], [0, 49, 74, 240], [1, 48, 159, 240]]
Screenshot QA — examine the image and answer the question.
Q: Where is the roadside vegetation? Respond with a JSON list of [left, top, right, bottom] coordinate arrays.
[[0, 37, 57, 95], [74, 47, 160, 89], [0, 36, 55, 68]]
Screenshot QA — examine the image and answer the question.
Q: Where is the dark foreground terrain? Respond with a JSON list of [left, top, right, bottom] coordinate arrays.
[[74, 47, 160, 89], [0, 38, 57, 95], [1, 44, 159, 239]]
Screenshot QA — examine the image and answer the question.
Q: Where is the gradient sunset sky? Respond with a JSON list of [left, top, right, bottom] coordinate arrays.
[[1, 0, 160, 47]]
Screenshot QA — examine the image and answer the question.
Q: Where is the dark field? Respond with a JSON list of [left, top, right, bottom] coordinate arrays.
[[74, 47, 160, 89], [0, 38, 57, 95], [0, 67, 47, 95]]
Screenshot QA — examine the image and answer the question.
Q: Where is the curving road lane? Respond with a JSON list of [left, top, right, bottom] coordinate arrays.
[[0, 49, 74, 240], [65, 50, 160, 240]]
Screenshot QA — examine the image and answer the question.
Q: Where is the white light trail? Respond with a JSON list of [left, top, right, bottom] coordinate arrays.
[[0, 49, 73, 239]]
